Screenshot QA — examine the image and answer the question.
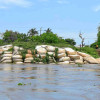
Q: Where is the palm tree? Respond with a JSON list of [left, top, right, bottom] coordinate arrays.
[[28, 28, 38, 36], [45, 28, 52, 33]]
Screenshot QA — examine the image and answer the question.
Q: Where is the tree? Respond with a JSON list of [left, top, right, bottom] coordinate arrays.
[[40, 32, 59, 43], [65, 38, 76, 45], [3, 30, 18, 43], [28, 28, 38, 36], [45, 28, 52, 33], [17, 33, 28, 42], [79, 33, 85, 47]]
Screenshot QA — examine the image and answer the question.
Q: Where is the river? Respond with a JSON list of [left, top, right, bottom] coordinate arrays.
[[0, 64, 100, 100]]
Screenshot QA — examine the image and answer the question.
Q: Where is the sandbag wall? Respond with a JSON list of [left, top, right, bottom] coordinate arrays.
[[0, 44, 99, 64]]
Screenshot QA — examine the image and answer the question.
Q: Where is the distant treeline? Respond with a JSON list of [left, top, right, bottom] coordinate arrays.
[[0, 28, 76, 46]]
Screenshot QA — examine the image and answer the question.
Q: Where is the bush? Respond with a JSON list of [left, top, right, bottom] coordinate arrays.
[[40, 32, 59, 43]]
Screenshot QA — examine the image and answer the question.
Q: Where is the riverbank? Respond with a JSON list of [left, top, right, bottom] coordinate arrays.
[[0, 44, 100, 64]]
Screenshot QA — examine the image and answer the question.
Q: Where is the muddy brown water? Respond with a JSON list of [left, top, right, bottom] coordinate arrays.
[[0, 64, 100, 100]]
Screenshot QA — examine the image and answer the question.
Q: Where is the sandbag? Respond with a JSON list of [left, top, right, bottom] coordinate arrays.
[[24, 60, 32, 63], [4, 51, 12, 54], [96, 58, 100, 64], [37, 47, 47, 54], [58, 53, 66, 58], [58, 48, 65, 53], [58, 61, 69, 64], [26, 54, 33, 58], [83, 57, 98, 64], [75, 59, 84, 64], [69, 55, 80, 60], [25, 57, 33, 60], [48, 52, 55, 56], [65, 48, 75, 52], [1, 57, 12, 62], [2, 54, 12, 57], [36, 54, 46, 59], [2, 60, 12, 63], [67, 51, 77, 55], [46, 46, 55, 52], [59, 57, 70, 62], [15, 62, 23, 64], [13, 59, 23, 62], [12, 55, 22, 59], [77, 52, 91, 57]]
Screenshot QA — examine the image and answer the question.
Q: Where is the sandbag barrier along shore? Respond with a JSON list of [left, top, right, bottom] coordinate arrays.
[[0, 44, 100, 64]]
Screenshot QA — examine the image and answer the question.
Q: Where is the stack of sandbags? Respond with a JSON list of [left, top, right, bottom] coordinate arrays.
[[77, 51, 98, 64], [35, 46, 47, 59], [57, 48, 69, 64], [12, 46, 23, 64], [1, 51, 12, 63], [24, 50, 33, 63], [65, 48, 83, 64], [46, 46, 55, 63]]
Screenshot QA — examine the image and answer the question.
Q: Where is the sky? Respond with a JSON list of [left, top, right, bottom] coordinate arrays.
[[0, 0, 100, 45]]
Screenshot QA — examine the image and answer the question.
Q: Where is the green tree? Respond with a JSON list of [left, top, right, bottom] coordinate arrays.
[[17, 33, 28, 42], [40, 32, 59, 43], [3, 30, 18, 43], [45, 28, 52, 33], [65, 38, 76, 45], [28, 28, 38, 36]]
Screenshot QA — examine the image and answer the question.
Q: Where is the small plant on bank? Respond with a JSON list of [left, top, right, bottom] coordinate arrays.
[[77, 63, 83, 67], [20, 49, 27, 62], [42, 53, 50, 64], [54, 48, 59, 62]]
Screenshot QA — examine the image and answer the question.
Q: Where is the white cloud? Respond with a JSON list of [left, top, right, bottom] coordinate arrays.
[[94, 5, 100, 12], [0, 6, 7, 9], [57, 0, 69, 4], [0, 0, 32, 8]]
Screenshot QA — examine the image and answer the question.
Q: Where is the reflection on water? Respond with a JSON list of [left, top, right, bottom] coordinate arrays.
[[0, 64, 100, 100]]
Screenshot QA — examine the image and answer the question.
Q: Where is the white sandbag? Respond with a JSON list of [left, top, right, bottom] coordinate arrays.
[[77, 52, 91, 57], [75, 59, 84, 64], [66, 51, 77, 55], [58, 61, 69, 64], [46, 46, 55, 52], [15, 62, 23, 64], [25, 57, 33, 61], [13, 59, 23, 62], [83, 57, 98, 64], [48, 52, 55, 56], [37, 47, 47, 54], [4, 51, 12, 54], [2, 60, 12, 63], [41, 45, 48, 48], [24, 60, 32, 63], [65, 48, 75, 52], [58, 48, 65, 53], [19, 47, 24, 50], [59, 57, 70, 62], [12, 55, 22, 59], [1, 57, 12, 62], [36, 54, 46, 59], [35, 45, 42, 49], [2, 48, 9, 51], [2, 54, 12, 57], [69, 55, 80, 60], [14, 46, 20, 50], [58, 53, 66, 58], [96, 58, 100, 64]]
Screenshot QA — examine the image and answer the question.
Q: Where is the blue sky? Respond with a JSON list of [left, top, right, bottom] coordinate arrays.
[[0, 0, 100, 45]]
